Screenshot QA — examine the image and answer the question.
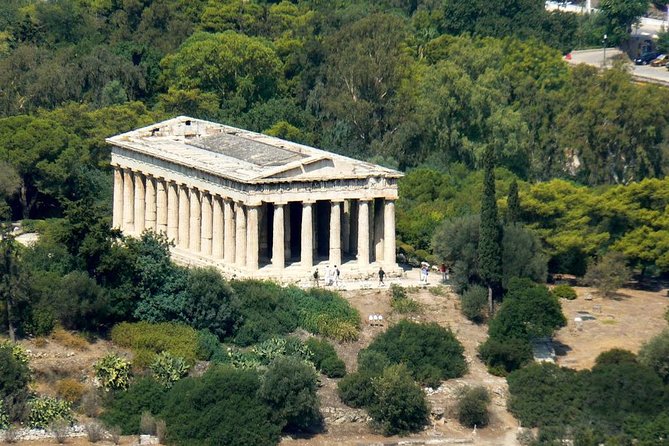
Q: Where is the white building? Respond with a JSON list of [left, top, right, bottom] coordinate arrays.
[[107, 116, 403, 280]]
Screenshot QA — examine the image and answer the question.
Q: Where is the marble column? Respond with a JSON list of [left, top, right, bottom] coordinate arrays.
[[122, 169, 134, 233], [349, 200, 358, 255], [272, 203, 285, 269], [167, 182, 178, 242], [246, 205, 260, 270], [145, 176, 156, 232], [284, 204, 291, 260], [329, 200, 342, 267], [384, 199, 396, 266], [212, 195, 224, 259], [301, 202, 313, 268], [189, 188, 202, 253], [342, 200, 351, 254], [373, 198, 385, 262], [156, 179, 168, 234], [178, 185, 190, 249], [201, 192, 213, 256], [224, 199, 236, 264], [134, 173, 145, 235], [235, 203, 247, 267], [357, 200, 370, 266], [112, 167, 123, 229]]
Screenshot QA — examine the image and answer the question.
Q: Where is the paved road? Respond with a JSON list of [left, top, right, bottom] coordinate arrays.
[[568, 48, 669, 86]]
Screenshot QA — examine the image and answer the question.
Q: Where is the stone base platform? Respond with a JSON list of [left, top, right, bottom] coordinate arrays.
[[170, 246, 406, 285]]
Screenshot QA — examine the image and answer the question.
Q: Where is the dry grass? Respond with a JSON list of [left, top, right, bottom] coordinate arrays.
[[51, 328, 89, 351], [55, 379, 87, 405]]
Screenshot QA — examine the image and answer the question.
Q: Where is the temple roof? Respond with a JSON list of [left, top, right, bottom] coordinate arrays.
[[106, 116, 403, 184]]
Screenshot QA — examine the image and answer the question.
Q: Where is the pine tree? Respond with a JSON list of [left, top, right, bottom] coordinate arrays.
[[478, 149, 502, 313], [507, 179, 521, 224]]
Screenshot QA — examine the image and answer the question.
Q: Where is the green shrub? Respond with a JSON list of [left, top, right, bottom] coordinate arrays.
[[0, 341, 30, 365], [368, 364, 430, 435], [150, 352, 189, 388], [489, 279, 566, 342], [638, 328, 669, 383], [291, 287, 361, 342], [595, 349, 637, 367], [460, 284, 488, 322], [259, 357, 322, 432], [28, 397, 74, 429], [0, 400, 8, 429], [196, 329, 223, 361], [305, 337, 337, 368], [25, 306, 56, 337], [94, 354, 132, 391], [252, 337, 291, 365], [320, 356, 346, 378], [478, 337, 532, 375], [111, 321, 199, 367], [551, 284, 577, 300], [231, 280, 299, 346], [0, 343, 31, 421], [363, 320, 467, 386], [390, 284, 408, 301], [457, 386, 490, 428], [183, 268, 242, 340], [390, 285, 421, 314], [337, 372, 376, 408], [357, 350, 391, 376], [163, 366, 280, 446], [100, 378, 167, 435]]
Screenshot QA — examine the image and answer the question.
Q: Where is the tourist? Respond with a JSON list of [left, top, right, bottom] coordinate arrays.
[[378, 267, 385, 286], [313, 268, 319, 287], [334, 265, 341, 287]]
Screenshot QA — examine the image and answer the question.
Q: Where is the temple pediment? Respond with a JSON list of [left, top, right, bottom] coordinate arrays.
[[107, 116, 402, 184]]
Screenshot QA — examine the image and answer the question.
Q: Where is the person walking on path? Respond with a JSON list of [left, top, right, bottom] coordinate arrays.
[[334, 265, 341, 287], [378, 267, 385, 286]]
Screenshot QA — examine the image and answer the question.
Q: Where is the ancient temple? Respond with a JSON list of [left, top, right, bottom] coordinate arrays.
[[107, 116, 403, 280]]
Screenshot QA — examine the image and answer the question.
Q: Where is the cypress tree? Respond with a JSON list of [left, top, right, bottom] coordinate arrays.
[[478, 148, 502, 313], [507, 179, 521, 224]]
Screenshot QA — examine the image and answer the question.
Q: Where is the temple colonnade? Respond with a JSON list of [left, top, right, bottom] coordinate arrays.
[[112, 167, 397, 272]]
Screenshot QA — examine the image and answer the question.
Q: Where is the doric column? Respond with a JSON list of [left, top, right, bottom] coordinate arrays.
[[167, 181, 178, 242], [374, 199, 385, 262], [284, 204, 292, 260], [235, 203, 247, 267], [201, 192, 213, 256], [145, 176, 156, 232], [122, 169, 134, 233], [212, 195, 224, 259], [329, 200, 342, 267], [178, 184, 190, 249], [134, 172, 145, 235], [357, 200, 370, 266], [156, 179, 168, 234], [384, 199, 396, 266], [272, 203, 285, 269], [349, 200, 358, 254], [342, 200, 351, 254], [246, 205, 260, 270], [301, 202, 314, 268], [224, 199, 236, 264], [112, 167, 123, 229], [189, 188, 202, 253]]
